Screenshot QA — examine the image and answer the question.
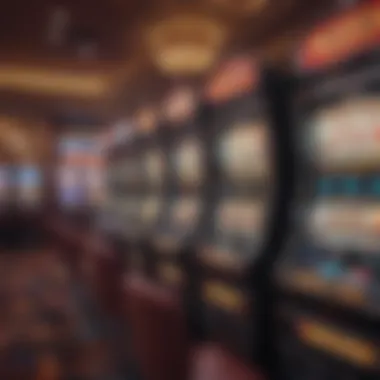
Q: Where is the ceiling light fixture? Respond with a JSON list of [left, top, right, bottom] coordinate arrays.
[[145, 14, 227, 76], [208, 0, 268, 15]]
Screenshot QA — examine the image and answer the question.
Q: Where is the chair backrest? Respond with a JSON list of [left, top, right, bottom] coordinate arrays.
[[124, 273, 189, 380], [189, 343, 265, 380]]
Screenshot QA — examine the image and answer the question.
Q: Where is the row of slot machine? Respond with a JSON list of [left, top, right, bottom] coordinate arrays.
[[101, 2, 380, 379], [101, 59, 285, 375], [0, 165, 41, 209], [0, 136, 104, 214], [56, 132, 105, 214], [276, 1, 380, 379]]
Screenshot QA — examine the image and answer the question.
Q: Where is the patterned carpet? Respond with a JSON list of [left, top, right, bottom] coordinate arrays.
[[0, 249, 129, 380]]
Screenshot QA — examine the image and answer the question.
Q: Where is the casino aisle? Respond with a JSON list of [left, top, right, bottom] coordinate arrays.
[[0, 248, 130, 380]]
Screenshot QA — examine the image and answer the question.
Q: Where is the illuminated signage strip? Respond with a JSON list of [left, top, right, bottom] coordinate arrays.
[[296, 318, 379, 368], [158, 263, 184, 285], [280, 270, 366, 308], [202, 281, 247, 314], [280, 270, 332, 298], [199, 246, 245, 273], [298, 2, 380, 71]]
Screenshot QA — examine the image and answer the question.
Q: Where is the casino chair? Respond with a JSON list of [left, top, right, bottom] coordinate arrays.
[[123, 272, 190, 380], [189, 343, 264, 380]]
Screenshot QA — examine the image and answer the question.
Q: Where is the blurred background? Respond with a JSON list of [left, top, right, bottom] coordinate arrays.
[[0, 0, 379, 379]]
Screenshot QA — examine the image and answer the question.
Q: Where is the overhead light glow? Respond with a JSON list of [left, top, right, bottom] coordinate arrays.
[[208, 0, 267, 14], [146, 15, 226, 76]]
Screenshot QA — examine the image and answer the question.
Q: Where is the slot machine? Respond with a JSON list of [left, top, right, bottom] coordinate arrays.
[[276, 2, 380, 379], [57, 136, 87, 220], [0, 164, 12, 213], [195, 54, 289, 372], [0, 118, 49, 249], [122, 96, 197, 380], [56, 128, 104, 272], [109, 121, 146, 261], [151, 87, 206, 296], [128, 105, 165, 277], [15, 164, 44, 246], [86, 121, 138, 312], [16, 165, 42, 212], [0, 163, 13, 247]]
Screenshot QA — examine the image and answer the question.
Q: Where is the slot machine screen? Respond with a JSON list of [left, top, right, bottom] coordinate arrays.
[[217, 121, 271, 183], [57, 166, 87, 209], [308, 98, 380, 171], [120, 156, 144, 188], [170, 196, 202, 238], [144, 149, 165, 188], [16, 166, 42, 207], [86, 166, 105, 207], [122, 197, 144, 238], [141, 196, 162, 229], [172, 137, 205, 187], [0, 166, 11, 206], [212, 199, 266, 269], [83, 138, 105, 207], [57, 134, 104, 209]]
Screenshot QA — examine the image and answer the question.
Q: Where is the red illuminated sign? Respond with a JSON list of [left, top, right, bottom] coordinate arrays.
[[298, 2, 380, 71], [205, 56, 258, 103]]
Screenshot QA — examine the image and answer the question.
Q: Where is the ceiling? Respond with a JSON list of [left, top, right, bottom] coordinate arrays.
[[0, 0, 334, 122]]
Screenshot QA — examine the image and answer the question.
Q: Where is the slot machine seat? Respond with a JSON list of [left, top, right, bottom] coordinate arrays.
[[124, 272, 189, 380], [189, 343, 265, 380], [82, 233, 124, 317]]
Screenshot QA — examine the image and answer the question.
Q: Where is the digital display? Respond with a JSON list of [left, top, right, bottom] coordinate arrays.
[[308, 200, 380, 253], [58, 166, 87, 208], [309, 98, 380, 171], [171, 197, 201, 232], [122, 197, 143, 237], [216, 198, 265, 239], [121, 157, 143, 187], [144, 150, 164, 187], [141, 197, 161, 226], [201, 198, 266, 270], [217, 122, 270, 183], [85, 167, 105, 206], [17, 166, 42, 206], [0, 166, 10, 204], [57, 134, 105, 208], [173, 138, 204, 186]]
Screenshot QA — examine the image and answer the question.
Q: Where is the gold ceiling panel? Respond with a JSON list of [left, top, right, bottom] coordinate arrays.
[[206, 0, 269, 16], [0, 66, 116, 99]]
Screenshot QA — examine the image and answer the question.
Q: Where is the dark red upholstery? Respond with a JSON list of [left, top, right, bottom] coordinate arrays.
[[189, 343, 265, 380], [124, 273, 189, 380], [81, 234, 124, 317]]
